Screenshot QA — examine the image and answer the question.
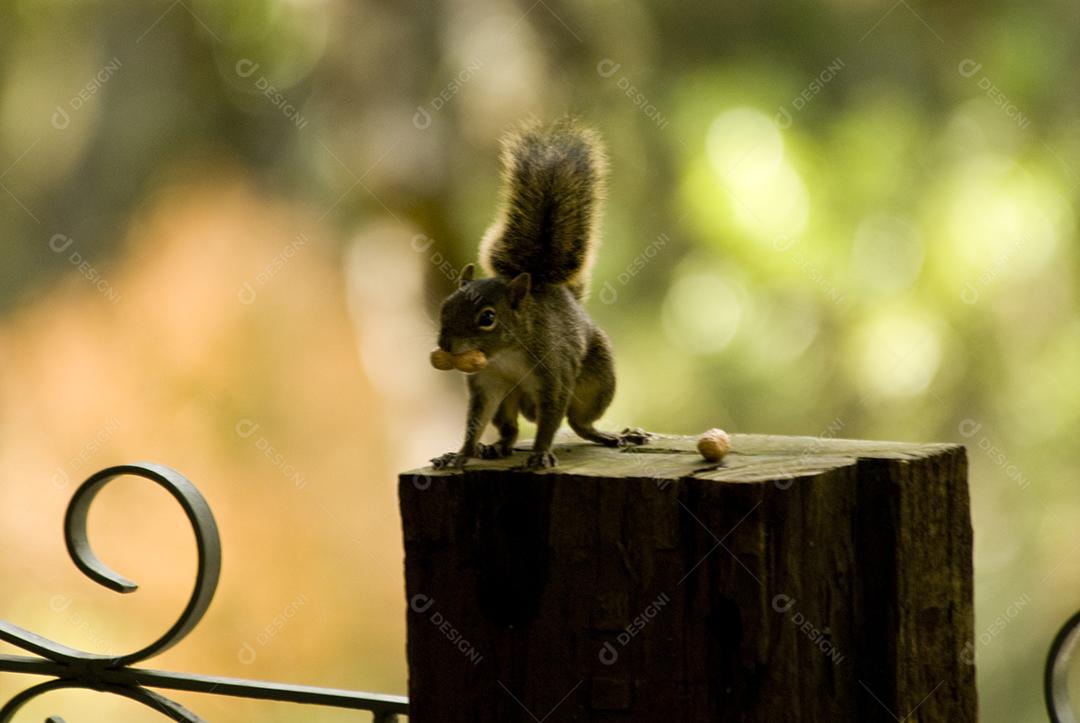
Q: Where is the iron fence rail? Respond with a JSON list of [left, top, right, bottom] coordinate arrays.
[[0, 462, 408, 722]]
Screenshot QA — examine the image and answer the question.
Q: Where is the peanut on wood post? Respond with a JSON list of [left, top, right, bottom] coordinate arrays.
[[398, 433, 975, 723]]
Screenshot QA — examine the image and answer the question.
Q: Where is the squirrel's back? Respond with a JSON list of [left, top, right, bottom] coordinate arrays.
[[479, 117, 607, 300]]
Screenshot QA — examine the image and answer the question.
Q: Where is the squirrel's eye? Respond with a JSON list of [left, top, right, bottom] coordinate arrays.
[[476, 308, 497, 331]]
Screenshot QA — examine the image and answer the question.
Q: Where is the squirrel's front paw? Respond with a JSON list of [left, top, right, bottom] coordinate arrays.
[[431, 451, 468, 469], [524, 450, 558, 470]]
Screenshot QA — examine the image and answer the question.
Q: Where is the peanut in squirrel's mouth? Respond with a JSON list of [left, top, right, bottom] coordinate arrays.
[[430, 347, 488, 373]]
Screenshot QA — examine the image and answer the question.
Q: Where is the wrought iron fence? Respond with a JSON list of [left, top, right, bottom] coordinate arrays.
[[0, 462, 408, 722], [1047, 609, 1080, 723]]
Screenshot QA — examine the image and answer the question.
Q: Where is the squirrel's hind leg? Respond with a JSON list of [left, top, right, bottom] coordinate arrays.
[[567, 371, 619, 446], [568, 330, 651, 448], [568, 418, 621, 447]]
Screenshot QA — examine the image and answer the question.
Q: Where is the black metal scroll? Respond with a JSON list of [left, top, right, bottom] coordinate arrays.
[[1046, 609, 1080, 723], [0, 463, 408, 722]]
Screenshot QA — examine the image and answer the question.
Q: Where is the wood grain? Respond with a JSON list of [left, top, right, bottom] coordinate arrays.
[[399, 433, 974, 722]]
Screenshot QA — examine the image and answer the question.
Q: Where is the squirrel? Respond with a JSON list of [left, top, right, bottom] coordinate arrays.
[[430, 117, 649, 470]]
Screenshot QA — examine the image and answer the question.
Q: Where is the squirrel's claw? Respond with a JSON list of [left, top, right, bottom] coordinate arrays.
[[524, 450, 558, 470], [431, 451, 468, 469]]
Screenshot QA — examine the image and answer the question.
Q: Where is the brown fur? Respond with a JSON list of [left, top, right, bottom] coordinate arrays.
[[479, 117, 607, 301]]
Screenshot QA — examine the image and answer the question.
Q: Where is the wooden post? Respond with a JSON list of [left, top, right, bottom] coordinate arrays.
[[399, 433, 974, 722]]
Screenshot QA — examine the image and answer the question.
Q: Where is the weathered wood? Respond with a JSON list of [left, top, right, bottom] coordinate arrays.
[[399, 433, 974, 722]]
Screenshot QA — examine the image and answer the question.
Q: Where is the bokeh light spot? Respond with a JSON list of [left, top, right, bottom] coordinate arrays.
[[944, 155, 1068, 283], [853, 311, 943, 400], [662, 271, 742, 355], [705, 107, 809, 241], [707, 107, 784, 188], [849, 214, 925, 294]]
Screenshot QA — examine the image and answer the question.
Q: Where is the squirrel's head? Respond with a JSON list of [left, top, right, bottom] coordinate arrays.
[[436, 264, 531, 357]]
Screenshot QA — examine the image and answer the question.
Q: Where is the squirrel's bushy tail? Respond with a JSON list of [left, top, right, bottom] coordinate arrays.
[[480, 117, 607, 300]]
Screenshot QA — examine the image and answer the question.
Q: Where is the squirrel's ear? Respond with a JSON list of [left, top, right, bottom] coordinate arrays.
[[459, 263, 475, 287], [506, 272, 531, 308]]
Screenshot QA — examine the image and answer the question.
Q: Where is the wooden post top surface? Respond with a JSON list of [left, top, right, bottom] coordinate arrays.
[[403, 432, 963, 483]]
